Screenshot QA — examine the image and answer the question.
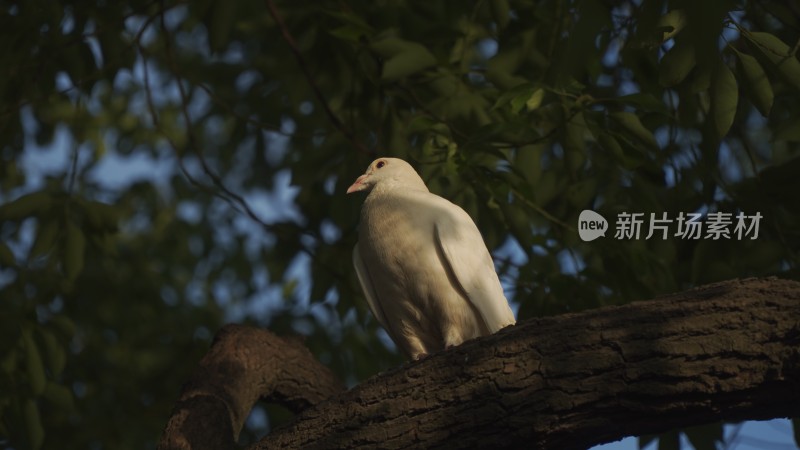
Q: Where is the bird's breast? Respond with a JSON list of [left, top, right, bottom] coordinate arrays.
[[361, 204, 430, 270]]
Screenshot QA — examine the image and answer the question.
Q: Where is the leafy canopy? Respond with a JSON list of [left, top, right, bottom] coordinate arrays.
[[0, 0, 798, 448]]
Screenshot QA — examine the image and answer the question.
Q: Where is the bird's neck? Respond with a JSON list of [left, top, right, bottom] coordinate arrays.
[[370, 178, 430, 196]]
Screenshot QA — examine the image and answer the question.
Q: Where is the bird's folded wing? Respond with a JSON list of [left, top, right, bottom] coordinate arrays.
[[434, 210, 515, 332], [352, 244, 392, 334]]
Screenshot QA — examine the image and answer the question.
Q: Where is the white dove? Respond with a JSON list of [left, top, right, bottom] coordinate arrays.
[[347, 157, 515, 360]]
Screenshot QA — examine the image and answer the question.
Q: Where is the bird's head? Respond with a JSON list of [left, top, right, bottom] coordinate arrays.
[[346, 157, 428, 194]]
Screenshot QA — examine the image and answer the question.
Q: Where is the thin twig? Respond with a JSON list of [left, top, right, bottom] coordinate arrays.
[[67, 142, 81, 195], [0, 0, 165, 122], [395, 83, 468, 139], [142, 5, 353, 284], [509, 186, 573, 231], [140, 40, 223, 202], [192, 81, 322, 138], [158, 2, 275, 230], [263, 0, 372, 156]]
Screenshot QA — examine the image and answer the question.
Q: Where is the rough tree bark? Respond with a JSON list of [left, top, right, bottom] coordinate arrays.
[[158, 277, 800, 449], [158, 326, 344, 450]]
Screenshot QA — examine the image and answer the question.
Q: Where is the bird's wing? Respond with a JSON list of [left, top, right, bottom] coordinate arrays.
[[352, 243, 391, 332], [433, 205, 515, 332]]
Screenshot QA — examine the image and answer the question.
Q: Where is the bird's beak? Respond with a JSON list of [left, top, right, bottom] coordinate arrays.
[[346, 174, 369, 194]]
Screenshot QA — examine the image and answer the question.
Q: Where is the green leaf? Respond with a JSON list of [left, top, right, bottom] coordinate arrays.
[[691, 241, 736, 283], [499, 201, 535, 249], [756, 155, 800, 211], [327, 11, 375, 42], [792, 417, 800, 448], [22, 398, 44, 450], [382, 48, 437, 81], [371, 38, 437, 81], [206, 0, 237, 53], [565, 178, 597, 208], [615, 93, 668, 114], [774, 118, 800, 142], [638, 434, 657, 449], [684, 423, 723, 450], [505, 86, 544, 114], [657, 9, 687, 42], [490, 0, 511, 30], [407, 115, 439, 134], [564, 112, 588, 172], [659, 40, 695, 87], [83, 200, 121, 232], [515, 145, 542, 183], [0, 346, 17, 375], [657, 431, 679, 450], [596, 130, 623, 155], [744, 31, 800, 91], [64, 221, 86, 282], [610, 111, 658, 150], [22, 329, 46, 396], [0, 160, 24, 191], [736, 51, 773, 116], [688, 62, 713, 94], [36, 328, 66, 377], [710, 63, 738, 139], [329, 25, 368, 42], [29, 219, 60, 260], [486, 44, 529, 89], [550, 0, 607, 82], [324, 10, 374, 40], [282, 278, 299, 299], [0, 242, 15, 267], [42, 382, 74, 410], [0, 191, 52, 221], [525, 88, 545, 111], [493, 83, 535, 110], [760, 3, 799, 28], [744, 240, 784, 270], [48, 315, 76, 340], [596, 131, 643, 169]]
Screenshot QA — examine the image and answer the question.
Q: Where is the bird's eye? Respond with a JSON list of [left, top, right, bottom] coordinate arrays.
[[376, 160, 386, 169]]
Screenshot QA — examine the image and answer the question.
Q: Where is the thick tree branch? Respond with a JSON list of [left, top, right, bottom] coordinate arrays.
[[157, 325, 344, 450], [252, 277, 799, 449], [159, 278, 800, 449]]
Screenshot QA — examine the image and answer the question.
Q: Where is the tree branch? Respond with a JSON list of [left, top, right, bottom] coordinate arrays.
[[159, 277, 800, 449], [255, 277, 800, 449], [157, 325, 344, 450]]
